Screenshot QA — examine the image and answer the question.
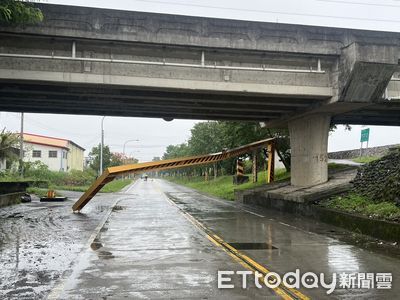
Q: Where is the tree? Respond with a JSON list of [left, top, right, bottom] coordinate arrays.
[[188, 122, 225, 155], [110, 152, 124, 167], [88, 144, 113, 172], [162, 143, 190, 160], [163, 121, 292, 175], [110, 152, 138, 166], [89, 146, 139, 172], [123, 155, 139, 165], [0, 129, 19, 166], [0, 0, 43, 25]]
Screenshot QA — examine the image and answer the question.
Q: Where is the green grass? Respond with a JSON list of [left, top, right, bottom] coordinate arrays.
[[168, 164, 347, 201], [167, 169, 289, 201], [100, 179, 133, 192], [26, 187, 52, 197], [328, 162, 353, 171], [323, 193, 400, 222], [54, 179, 133, 193], [352, 156, 380, 164], [27, 179, 133, 196]]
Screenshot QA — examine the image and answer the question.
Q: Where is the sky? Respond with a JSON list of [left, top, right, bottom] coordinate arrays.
[[2, 0, 400, 161]]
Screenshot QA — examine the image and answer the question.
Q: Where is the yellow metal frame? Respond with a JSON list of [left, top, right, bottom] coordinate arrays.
[[267, 140, 275, 183], [72, 138, 275, 212]]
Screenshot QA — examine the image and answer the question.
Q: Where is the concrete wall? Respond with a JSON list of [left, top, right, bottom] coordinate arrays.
[[4, 3, 400, 55], [328, 144, 400, 159], [0, 181, 29, 194], [0, 192, 23, 208], [67, 142, 84, 171]]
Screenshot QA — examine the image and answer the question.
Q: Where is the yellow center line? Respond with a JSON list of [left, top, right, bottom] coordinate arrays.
[[154, 181, 310, 300]]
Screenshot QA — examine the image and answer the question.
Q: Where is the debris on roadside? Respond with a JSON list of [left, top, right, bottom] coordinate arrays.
[[20, 193, 32, 203]]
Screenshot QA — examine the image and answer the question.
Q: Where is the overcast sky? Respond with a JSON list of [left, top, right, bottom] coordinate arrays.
[[2, 0, 400, 161]]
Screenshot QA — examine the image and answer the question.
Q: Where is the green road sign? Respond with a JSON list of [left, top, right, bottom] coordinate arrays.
[[360, 128, 370, 143]]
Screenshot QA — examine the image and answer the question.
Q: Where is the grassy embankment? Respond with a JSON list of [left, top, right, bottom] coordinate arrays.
[[168, 160, 400, 222], [352, 156, 380, 164], [325, 150, 400, 222], [53, 179, 133, 193], [322, 193, 400, 222], [167, 168, 289, 201], [27, 179, 132, 197], [167, 163, 353, 201], [0, 165, 133, 197]]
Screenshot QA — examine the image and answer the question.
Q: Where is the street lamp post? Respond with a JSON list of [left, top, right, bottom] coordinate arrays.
[[100, 116, 106, 176], [123, 139, 140, 157]]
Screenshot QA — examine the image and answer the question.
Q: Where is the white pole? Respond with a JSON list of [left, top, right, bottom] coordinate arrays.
[[19, 112, 24, 176], [100, 116, 105, 176]]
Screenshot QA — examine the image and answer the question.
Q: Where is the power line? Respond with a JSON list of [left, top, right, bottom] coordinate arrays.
[[11, 114, 95, 139], [128, 0, 400, 24]]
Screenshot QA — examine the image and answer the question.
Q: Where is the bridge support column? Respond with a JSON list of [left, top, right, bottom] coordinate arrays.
[[288, 114, 331, 187]]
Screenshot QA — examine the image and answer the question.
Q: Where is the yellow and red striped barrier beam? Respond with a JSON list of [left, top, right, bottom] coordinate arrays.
[[72, 138, 275, 212]]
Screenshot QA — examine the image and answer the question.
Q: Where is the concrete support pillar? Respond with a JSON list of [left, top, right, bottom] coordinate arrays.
[[288, 114, 331, 187]]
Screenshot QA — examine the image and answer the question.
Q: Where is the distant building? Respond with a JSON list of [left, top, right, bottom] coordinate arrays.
[[23, 133, 85, 171]]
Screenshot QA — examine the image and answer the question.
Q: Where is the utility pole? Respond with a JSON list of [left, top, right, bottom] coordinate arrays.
[[19, 112, 24, 177], [100, 116, 105, 176]]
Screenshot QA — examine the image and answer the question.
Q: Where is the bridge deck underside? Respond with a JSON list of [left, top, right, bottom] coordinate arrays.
[[332, 102, 400, 126], [0, 81, 320, 121]]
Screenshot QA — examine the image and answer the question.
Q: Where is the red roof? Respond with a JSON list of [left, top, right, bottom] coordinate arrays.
[[23, 133, 85, 151]]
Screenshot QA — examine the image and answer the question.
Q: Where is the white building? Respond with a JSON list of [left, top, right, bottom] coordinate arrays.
[[23, 133, 85, 171]]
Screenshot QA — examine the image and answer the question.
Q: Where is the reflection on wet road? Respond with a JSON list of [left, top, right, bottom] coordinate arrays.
[[158, 180, 399, 299], [56, 179, 399, 299]]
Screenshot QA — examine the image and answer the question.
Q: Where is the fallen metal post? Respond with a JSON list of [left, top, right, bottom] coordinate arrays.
[[72, 138, 275, 212]]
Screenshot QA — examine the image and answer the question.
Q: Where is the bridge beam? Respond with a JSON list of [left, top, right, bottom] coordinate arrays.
[[288, 114, 331, 187]]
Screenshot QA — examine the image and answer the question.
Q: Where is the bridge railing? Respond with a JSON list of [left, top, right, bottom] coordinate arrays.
[[72, 138, 276, 212]]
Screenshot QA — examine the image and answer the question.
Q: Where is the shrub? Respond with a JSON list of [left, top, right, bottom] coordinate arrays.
[[23, 161, 96, 186], [63, 169, 96, 186]]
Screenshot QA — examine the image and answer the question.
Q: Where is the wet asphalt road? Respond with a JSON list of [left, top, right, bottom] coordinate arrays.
[[58, 180, 275, 299], [1, 180, 399, 299], [52, 179, 399, 299]]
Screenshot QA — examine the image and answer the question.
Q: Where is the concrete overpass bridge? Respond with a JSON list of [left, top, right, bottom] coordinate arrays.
[[1, 3, 399, 187]]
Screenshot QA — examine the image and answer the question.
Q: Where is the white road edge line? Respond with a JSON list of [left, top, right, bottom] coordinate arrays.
[[244, 210, 265, 218]]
